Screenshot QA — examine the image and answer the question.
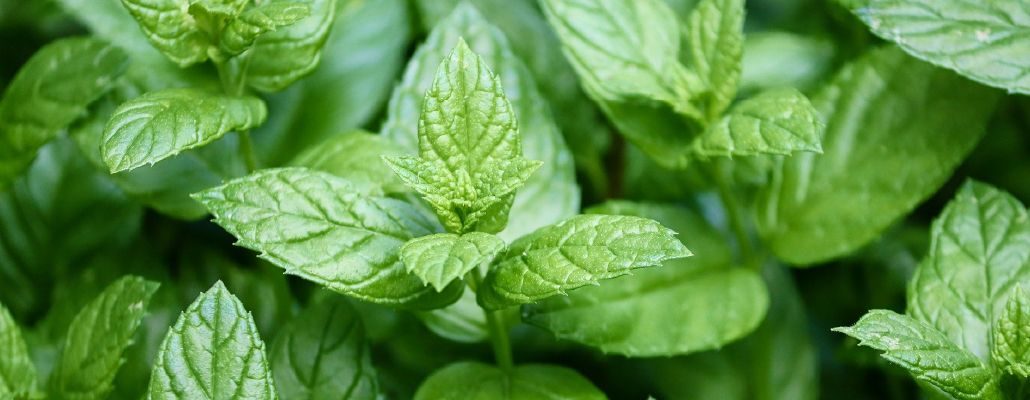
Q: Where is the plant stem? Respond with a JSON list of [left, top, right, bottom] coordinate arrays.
[[214, 56, 259, 172], [467, 271, 514, 370], [238, 129, 258, 172], [711, 162, 754, 265]]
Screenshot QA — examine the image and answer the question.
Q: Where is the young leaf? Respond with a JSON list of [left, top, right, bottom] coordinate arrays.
[[220, 2, 311, 56], [271, 297, 377, 399], [401, 232, 505, 291], [193, 168, 462, 307], [478, 214, 692, 310], [0, 303, 37, 398], [850, 0, 1030, 94], [383, 39, 542, 234], [413, 362, 605, 400], [685, 0, 745, 119], [245, 0, 337, 92], [0, 37, 128, 187], [834, 310, 1001, 400], [101, 88, 267, 173], [992, 287, 1030, 377], [692, 88, 823, 158], [147, 281, 275, 399], [908, 181, 1030, 361], [51, 275, 159, 399], [119, 0, 211, 66], [755, 47, 999, 265]]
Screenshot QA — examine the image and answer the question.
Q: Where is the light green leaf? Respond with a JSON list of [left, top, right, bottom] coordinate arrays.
[[401, 232, 505, 291], [525, 201, 767, 356], [271, 297, 377, 399], [755, 47, 999, 266], [119, 0, 210, 66], [992, 287, 1030, 377], [380, 3, 579, 240], [851, 0, 1030, 94], [834, 310, 1001, 400], [193, 167, 462, 307], [220, 2, 310, 56], [0, 37, 128, 187], [147, 281, 275, 399], [478, 214, 691, 310], [416, 289, 488, 343], [740, 32, 834, 93], [692, 88, 823, 158], [246, 0, 337, 92], [413, 362, 605, 400], [0, 303, 37, 398], [51, 276, 159, 400], [101, 88, 266, 173], [291, 130, 408, 193], [685, 0, 744, 119], [909, 181, 1030, 361]]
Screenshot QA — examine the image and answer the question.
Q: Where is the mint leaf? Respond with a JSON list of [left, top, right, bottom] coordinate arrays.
[[908, 181, 1030, 361], [0, 37, 128, 187], [193, 167, 462, 307], [834, 310, 1001, 400], [413, 362, 605, 400], [0, 303, 37, 398], [147, 281, 275, 399], [401, 232, 505, 291], [416, 289, 488, 343], [850, 0, 1030, 94], [220, 2, 310, 56], [291, 130, 408, 193], [381, 4, 579, 240], [119, 0, 211, 66], [692, 88, 823, 158], [755, 47, 999, 265], [524, 202, 768, 356], [245, 0, 337, 92], [51, 275, 159, 399], [685, 0, 745, 119], [383, 39, 542, 234], [992, 287, 1030, 377], [478, 214, 691, 310], [271, 297, 377, 399], [101, 88, 267, 173]]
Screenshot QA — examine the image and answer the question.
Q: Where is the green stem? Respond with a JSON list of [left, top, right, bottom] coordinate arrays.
[[468, 271, 514, 370], [214, 56, 259, 171], [710, 162, 754, 265], [238, 129, 258, 172]]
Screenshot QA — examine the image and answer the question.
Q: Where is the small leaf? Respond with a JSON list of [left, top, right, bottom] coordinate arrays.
[[692, 88, 823, 158], [478, 214, 691, 310], [119, 0, 211, 66], [220, 2, 311, 56], [193, 167, 462, 307], [147, 281, 276, 399], [0, 303, 37, 398], [834, 310, 1001, 400], [413, 362, 605, 400], [685, 0, 745, 119], [401, 232, 505, 291], [992, 287, 1030, 377], [101, 88, 267, 173], [246, 0, 337, 92], [51, 275, 159, 400], [0, 37, 128, 187], [271, 297, 377, 399]]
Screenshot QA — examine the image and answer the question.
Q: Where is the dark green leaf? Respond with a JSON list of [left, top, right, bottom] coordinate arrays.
[[0, 303, 37, 398], [413, 362, 605, 399]]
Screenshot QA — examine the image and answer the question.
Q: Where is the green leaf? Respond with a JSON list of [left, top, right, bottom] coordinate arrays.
[[119, 0, 211, 66], [416, 289, 488, 343], [51, 275, 159, 400], [755, 47, 999, 266], [101, 88, 267, 173], [834, 310, 1001, 400], [193, 167, 462, 307], [380, 3, 579, 240], [992, 287, 1030, 377], [524, 201, 768, 356], [246, 0, 337, 92], [291, 130, 408, 193], [271, 297, 377, 399], [0, 303, 37, 398], [147, 281, 275, 399], [692, 88, 822, 158], [0, 37, 128, 187], [401, 232, 505, 291], [685, 0, 745, 119], [908, 181, 1030, 361], [740, 32, 834, 93], [850, 0, 1030, 94], [478, 214, 692, 310], [220, 2, 310, 56], [413, 362, 605, 400]]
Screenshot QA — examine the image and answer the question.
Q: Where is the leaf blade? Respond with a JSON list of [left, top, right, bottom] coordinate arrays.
[[693, 88, 823, 157], [401, 232, 505, 291], [245, 0, 337, 92], [413, 362, 605, 400], [0, 303, 37, 398]]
